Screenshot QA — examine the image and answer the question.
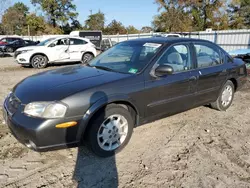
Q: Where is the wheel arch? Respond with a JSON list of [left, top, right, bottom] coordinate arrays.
[[79, 95, 140, 142], [30, 53, 49, 63]]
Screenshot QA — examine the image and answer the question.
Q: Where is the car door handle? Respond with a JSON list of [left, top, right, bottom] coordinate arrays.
[[189, 76, 197, 81]]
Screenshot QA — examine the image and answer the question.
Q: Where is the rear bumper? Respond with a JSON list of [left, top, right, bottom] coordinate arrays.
[[3, 97, 88, 152]]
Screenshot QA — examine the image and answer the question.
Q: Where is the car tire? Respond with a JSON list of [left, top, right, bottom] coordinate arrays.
[[82, 53, 94, 65], [31, 55, 48, 69], [6, 47, 13, 53], [86, 104, 134, 157], [211, 80, 235, 111]]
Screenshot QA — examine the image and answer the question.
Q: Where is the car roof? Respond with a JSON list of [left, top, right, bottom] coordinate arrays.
[[125, 37, 213, 44]]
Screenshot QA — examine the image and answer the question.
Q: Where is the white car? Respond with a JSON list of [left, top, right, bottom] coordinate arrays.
[[14, 37, 97, 68]]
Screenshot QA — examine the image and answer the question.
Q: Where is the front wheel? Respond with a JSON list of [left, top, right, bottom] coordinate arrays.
[[31, 55, 48, 69], [211, 80, 235, 111], [6, 47, 13, 53], [82, 53, 94, 65], [86, 104, 134, 157]]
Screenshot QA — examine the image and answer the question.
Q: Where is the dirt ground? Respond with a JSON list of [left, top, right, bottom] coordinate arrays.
[[0, 55, 250, 188]]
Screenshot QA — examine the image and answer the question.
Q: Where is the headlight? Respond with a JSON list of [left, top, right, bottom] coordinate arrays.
[[24, 102, 67, 118], [20, 49, 33, 54]]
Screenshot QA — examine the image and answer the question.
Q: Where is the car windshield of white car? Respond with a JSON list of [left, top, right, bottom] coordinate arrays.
[[37, 38, 56, 46], [88, 41, 162, 74]]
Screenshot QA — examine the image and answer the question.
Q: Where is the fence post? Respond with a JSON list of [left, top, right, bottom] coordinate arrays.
[[214, 31, 218, 44]]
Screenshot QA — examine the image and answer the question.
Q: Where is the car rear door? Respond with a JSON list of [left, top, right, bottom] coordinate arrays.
[[192, 42, 227, 105], [144, 43, 198, 119], [68, 38, 88, 61]]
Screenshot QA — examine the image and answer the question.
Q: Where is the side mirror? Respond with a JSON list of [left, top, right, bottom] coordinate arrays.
[[155, 65, 174, 77]]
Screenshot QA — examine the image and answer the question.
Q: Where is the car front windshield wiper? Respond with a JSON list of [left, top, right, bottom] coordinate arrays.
[[88, 65, 120, 73]]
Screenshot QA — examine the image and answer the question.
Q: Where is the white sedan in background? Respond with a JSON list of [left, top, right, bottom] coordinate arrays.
[[14, 37, 97, 68]]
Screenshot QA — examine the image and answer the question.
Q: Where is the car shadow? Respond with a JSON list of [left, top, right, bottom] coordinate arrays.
[[71, 91, 118, 188], [73, 147, 118, 188], [0, 53, 12, 58]]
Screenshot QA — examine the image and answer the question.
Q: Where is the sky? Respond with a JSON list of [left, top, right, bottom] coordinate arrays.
[[11, 0, 159, 29]]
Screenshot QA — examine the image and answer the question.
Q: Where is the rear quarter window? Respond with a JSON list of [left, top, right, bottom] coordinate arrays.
[[194, 43, 223, 68]]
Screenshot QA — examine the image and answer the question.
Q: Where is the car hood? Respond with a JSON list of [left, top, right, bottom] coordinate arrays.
[[13, 65, 130, 104], [16, 45, 39, 51]]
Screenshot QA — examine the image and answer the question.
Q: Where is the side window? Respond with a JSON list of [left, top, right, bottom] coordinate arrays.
[[50, 38, 69, 46], [70, 38, 87, 45], [194, 44, 222, 68], [156, 44, 191, 73]]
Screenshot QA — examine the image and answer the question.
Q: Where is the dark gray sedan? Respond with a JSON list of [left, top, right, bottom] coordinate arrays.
[[3, 38, 247, 157]]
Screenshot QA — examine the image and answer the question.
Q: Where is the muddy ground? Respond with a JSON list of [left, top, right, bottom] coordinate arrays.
[[0, 55, 250, 188]]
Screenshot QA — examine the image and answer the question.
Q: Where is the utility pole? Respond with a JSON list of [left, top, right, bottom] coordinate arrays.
[[28, 25, 30, 40]]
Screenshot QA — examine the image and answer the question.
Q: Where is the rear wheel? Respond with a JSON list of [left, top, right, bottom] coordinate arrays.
[[82, 53, 94, 65], [211, 80, 234, 111], [86, 104, 134, 157], [31, 54, 48, 69]]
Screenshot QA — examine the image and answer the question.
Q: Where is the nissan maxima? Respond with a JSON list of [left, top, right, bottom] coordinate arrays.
[[3, 38, 247, 157]]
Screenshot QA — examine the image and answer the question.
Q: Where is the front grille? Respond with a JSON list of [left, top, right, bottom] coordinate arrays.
[[5, 93, 21, 115], [14, 51, 21, 58]]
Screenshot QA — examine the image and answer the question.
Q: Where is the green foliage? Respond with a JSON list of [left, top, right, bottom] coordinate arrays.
[[104, 20, 127, 35], [126, 25, 139, 34], [31, 0, 78, 27], [153, 0, 232, 31], [2, 2, 29, 35], [141, 26, 153, 33], [85, 11, 105, 30], [228, 0, 250, 29]]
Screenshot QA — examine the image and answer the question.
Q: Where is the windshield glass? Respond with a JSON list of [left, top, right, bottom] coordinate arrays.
[[37, 38, 55, 46], [89, 41, 162, 74]]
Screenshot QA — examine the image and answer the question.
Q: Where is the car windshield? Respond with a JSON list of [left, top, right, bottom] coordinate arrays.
[[37, 38, 55, 46], [88, 41, 162, 74]]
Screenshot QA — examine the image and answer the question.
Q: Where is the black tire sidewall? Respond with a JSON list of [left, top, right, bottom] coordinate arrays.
[[82, 53, 94, 64], [217, 80, 235, 111], [6, 47, 13, 53], [31, 55, 48, 69], [87, 105, 134, 157]]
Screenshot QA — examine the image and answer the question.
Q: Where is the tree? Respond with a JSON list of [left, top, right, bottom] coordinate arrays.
[[31, 0, 78, 27], [84, 11, 105, 30], [141, 26, 153, 33], [26, 13, 47, 35], [104, 20, 127, 35], [126, 25, 139, 34], [152, 9, 192, 32], [187, 0, 227, 31], [153, 0, 192, 32], [154, 0, 227, 31], [228, 0, 250, 29], [2, 2, 29, 35]]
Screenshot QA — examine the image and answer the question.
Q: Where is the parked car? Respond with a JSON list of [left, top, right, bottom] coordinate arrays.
[[0, 37, 22, 45], [229, 49, 250, 75], [3, 38, 247, 157], [14, 37, 97, 68], [0, 39, 39, 53]]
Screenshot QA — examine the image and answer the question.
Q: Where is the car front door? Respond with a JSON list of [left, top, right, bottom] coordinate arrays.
[[192, 42, 227, 105], [68, 38, 88, 61], [144, 43, 197, 119], [47, 38, 70, 62]]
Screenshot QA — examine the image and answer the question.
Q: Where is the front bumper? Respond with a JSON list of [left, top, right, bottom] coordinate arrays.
[[15, 53, 31, 64], [3, 95, 87, 152]]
